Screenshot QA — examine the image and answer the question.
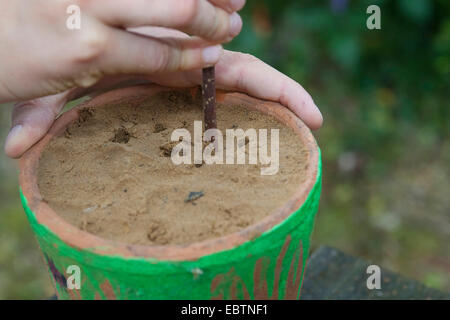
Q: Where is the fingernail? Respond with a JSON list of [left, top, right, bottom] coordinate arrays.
[[230, 0, 246, 11], [229, 12, 243, 37], [202, 45, 223, 64], [4, 125, 23, 156]]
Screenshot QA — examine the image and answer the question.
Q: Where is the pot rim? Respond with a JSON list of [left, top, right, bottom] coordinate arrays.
[[19, 84, 319, 261]]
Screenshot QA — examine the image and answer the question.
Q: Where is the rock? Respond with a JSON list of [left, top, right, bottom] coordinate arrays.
[[184, 191, 204, 203]]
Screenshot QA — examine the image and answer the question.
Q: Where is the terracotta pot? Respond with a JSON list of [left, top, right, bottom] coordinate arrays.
[[19, 85, 322, 300]]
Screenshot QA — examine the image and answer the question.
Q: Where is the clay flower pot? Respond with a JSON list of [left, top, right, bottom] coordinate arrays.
[[19, 85, 322, 300]]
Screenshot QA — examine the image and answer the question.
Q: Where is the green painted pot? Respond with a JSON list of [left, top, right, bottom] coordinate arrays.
[[19, 85, 322, 300]]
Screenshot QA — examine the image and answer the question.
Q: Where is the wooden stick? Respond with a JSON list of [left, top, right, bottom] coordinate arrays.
[[202, 66, 217, 132]]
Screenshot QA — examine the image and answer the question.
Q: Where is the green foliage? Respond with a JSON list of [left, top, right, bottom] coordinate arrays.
[[0, 180, 53, 299], [226, 0, 450, 290]]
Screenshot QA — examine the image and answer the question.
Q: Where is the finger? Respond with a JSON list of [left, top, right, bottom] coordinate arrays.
[[137, 43, 322, 129], [208, 0, 246, 12], [94, 29, 224, 76], [127, 26, 190, 39], [4, 92, 71, 158], [87, 0, 242, 41], [214, 51, 323, 130], [88, 43, 322, 130], [149, 57, 323, 131]]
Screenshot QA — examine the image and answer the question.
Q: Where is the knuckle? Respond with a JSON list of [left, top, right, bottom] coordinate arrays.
[[151, 42, 176, 72], [74, 28, 108, 63], [173, 0, 199, 28], [165, 44, 183, 71], [205, 10, 229, 40]]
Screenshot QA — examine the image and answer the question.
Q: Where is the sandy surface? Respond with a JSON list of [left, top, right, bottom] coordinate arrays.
[[38, 90, 309, 245]]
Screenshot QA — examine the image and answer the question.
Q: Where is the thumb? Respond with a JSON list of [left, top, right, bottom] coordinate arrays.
[[4, 91, 70, 158]]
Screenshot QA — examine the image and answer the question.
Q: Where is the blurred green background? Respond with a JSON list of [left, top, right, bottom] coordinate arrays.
[[0, 0, 449, 298]]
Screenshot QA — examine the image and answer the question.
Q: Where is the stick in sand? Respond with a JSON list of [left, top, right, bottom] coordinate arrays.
[[202, 66, 217, 135]]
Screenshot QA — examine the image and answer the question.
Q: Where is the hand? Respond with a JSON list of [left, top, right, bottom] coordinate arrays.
[[3, 9, 322, 159], [4, 45, 322, 158], [0, 0, 244, 102]]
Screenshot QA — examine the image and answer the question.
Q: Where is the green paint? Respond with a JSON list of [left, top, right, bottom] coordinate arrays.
[[20, 149, 322, 300]]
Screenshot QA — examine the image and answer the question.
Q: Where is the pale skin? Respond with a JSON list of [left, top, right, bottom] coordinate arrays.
[[1, 0, 322, 159]]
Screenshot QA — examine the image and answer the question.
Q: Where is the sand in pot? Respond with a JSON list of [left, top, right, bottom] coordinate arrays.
[[37, 90, 310, 246]]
